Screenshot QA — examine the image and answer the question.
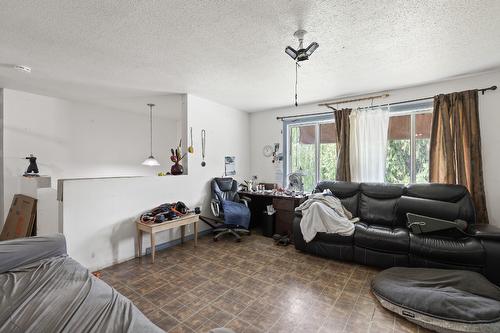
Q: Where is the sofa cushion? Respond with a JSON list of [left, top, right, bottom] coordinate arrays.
[[359, 183, 404, 227], [359, 195, 398, 227], [410, 233, 485, 266], [0, 234, 67, 274], [339, 196, 359, 218], [355, 222, 409, 253], [0, 236, 163, 333], [315, 181, 360, 197], [405, 183, 476, 224], [372, 268, 500, 332], [361, 183, 405, 199], [406, 183, 469, 202], [315, 181, 360, 216], [315, 232, 353, 245], [397, 196, 470, 227]]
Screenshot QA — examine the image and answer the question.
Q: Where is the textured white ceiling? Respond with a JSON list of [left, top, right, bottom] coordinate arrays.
[[1, 0, 500, 112]]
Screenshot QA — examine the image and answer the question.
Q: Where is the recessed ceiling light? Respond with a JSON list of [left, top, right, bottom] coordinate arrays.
[[14, 65, 31, 73]]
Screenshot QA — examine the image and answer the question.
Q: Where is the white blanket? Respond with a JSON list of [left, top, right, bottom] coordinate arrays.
[[296, 192, 357, 243]]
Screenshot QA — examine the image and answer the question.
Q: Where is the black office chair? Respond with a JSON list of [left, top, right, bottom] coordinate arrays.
[[209, 177, 251, 241]]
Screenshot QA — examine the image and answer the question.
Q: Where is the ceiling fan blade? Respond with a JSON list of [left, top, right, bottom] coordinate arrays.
[[305, 42, 319, 56], [285, 46, 298, 60]]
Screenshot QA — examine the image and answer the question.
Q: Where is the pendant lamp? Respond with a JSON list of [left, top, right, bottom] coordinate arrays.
[[142, 103, 160, 166]]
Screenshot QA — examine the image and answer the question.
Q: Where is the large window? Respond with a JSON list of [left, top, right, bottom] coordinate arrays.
[[286, 116, 337, 192], [284, 102, 432, 190]]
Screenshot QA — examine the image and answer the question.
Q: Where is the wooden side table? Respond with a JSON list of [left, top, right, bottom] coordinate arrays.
[[136, 213, 199, 263], [273, 196, 305, 242]]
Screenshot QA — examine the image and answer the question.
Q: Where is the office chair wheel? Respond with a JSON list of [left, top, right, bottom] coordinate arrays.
[[235, 238, 242, 243], [213, 237, 218, 242]]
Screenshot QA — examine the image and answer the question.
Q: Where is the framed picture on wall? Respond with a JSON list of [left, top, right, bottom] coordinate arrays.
[[225, 156, 236, 176]]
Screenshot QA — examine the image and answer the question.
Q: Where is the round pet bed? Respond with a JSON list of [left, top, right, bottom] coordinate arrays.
[[371, 267, 500, 333]]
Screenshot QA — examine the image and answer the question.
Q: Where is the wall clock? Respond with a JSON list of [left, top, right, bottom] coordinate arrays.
[[263, 145, 273, 157]]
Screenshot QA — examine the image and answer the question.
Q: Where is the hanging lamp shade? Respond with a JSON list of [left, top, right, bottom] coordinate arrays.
[[142, 155, 160, 166], [142, 103, 160, 166]]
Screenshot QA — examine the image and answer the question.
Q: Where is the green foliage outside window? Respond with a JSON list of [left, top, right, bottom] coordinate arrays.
[[320, 143, 337, 182], [415, 139, 430, 183], [385, 139, 430, 184], [289, 127, 316, 192], [289, 126, 338, 192], [288, 116, 431, 190], [385, 139, 411, 184]]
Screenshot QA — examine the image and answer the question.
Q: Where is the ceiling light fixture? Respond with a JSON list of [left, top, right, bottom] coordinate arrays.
[[142, 103, 160, 166], [285, 30, 319, 62], [14, 65, 31, 73], [284, 30, 319, 106]]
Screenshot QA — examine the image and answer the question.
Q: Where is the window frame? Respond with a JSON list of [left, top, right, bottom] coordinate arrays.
[[282, 114, 335, 190], [282, 100, 433, 187], [386, 102, 433, 184]]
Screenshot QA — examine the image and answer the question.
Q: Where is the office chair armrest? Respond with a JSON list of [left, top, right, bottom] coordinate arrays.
[[240, 196, 251, 207], [210, 199, 221, 217]]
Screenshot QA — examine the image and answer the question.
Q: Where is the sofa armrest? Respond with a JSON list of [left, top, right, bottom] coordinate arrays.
[[293, 211, 307, 251], [469, 224, 500, 241], [470, 225, 500, 285], [0, 234, 67, 273]]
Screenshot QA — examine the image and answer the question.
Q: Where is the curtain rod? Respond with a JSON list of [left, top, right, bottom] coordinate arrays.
[[357, 85, 497, 110], [317, 93, 390, 107], [276, 85, 497, 121]]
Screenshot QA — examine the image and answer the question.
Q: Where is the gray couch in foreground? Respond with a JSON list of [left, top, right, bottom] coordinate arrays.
[[0, 234, 164, 333]]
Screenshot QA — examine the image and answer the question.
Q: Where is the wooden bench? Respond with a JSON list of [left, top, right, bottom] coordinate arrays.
[[136, 213, 199, 263]]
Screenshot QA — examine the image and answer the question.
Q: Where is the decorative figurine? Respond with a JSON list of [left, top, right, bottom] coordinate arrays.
[[169, 140, 186, 175], [24, 154, 40, 176], [243, 180, 254, 192]]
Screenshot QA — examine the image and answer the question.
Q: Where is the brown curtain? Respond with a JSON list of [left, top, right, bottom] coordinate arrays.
[[334, 108, 351, 181], [429, 90, 489, 223]]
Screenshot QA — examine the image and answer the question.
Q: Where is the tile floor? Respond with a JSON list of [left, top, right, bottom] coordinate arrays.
[[100, 234, 433, 333]]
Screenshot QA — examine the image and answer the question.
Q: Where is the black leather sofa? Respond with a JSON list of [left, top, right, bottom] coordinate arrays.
[[293, 181, 500, 285]]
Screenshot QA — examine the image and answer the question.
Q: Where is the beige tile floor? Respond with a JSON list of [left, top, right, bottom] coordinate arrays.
[[100, 234, 433, 333]]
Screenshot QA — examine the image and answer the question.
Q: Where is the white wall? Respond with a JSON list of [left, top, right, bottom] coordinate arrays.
[[61, 94, 250, 270], [250, 70, 500, 226], [0, 88, 3, 221], [2, 89, 182, 222]]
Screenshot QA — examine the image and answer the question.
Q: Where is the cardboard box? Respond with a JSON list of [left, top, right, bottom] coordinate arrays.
[[0, 194, 37, 240]]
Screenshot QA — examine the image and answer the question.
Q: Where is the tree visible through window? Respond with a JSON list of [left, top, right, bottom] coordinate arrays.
[[385, 112, 432, 184], [286, 108, 432, 191], [289, 125, 316, 192], [288, 119, 337, 192]]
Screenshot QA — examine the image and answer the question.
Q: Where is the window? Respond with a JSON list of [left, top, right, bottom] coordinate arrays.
[[285, 116, 337, 192], [385, 102, 433, 184], [284, 101, 433, 191]]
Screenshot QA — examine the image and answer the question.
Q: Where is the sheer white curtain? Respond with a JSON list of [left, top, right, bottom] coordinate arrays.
[[349, 108, 390, 182]]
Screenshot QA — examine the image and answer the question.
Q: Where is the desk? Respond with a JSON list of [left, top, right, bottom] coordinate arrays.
[[136, 213, 199, 263], [238, 191, 305, 241]]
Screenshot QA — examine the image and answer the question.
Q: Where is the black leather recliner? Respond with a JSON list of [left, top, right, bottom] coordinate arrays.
[[293, 181, 500, 285]]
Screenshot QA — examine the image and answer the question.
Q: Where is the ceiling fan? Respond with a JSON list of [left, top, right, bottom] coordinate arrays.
[[284, 30, 319, 106], [285, 29, 319, 62]]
